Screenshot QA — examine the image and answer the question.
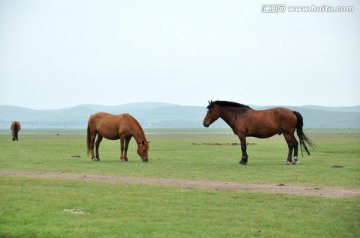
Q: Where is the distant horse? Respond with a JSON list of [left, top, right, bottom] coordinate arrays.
[[203, 101, 314, 165], [11, 121, 21, 141], [86, 112, 150, 162]]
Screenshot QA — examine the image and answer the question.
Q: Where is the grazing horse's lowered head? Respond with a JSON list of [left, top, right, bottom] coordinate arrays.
[[137, 140, 150, 162]]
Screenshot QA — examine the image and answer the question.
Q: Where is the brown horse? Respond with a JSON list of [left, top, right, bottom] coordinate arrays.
[[11, 121, 21, 141], [86, 112, 149, 162], [203, 101, 314, 165]]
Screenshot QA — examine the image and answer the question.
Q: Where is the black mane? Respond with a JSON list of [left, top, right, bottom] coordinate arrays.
[[211, 100, 252, 109]]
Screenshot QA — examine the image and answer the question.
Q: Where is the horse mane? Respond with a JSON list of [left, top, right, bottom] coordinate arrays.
[[124, 113, 147, 142], [211, 100, 252, 109]]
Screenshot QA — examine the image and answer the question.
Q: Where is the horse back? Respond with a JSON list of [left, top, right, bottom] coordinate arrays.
[[88, 112, 142, 140], [240, 108, 297, 137]]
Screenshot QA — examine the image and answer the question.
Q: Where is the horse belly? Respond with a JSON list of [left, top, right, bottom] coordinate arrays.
[[247, 122, 280, 138], [250, 131, 279, 138], [96, 122, 120, 140]]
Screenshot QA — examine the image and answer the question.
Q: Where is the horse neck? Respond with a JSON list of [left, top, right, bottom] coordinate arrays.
[[219, 107, 248, 128], [132, 126, 147, 144]]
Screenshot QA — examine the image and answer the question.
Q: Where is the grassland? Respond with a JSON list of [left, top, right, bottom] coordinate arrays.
[[0, 129, 359, 237]]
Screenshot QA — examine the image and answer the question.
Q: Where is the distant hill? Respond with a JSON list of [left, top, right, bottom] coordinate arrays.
[[301, 105, 360, 112], [1, 102, 360, 129]]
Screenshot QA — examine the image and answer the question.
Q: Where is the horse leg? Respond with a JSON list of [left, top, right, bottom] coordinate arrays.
[[123, 137, 131, 162], [90, 132, 97, 161], [284, 134, 293, 165], [239, 136, 248, 165], [120, 137, 126, 161], [95, 135, 103, 161], [292, 135, 299, 164]]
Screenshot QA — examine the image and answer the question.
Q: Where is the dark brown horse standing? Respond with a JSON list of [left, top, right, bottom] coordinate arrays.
[[87, 112, 149, 162], [203, 101, 314, 165], [11, 121, 21, 141]]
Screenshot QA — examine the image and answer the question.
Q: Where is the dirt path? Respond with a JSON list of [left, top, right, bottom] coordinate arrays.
[[1, 170, 359, 198]]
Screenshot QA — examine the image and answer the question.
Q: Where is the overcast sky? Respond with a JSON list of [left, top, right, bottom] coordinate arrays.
[[0, 0, 359, 109]]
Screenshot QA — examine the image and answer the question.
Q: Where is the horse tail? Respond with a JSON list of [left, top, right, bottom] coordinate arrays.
[[86, 125, 91, 156], [293, 111, 315, 156]]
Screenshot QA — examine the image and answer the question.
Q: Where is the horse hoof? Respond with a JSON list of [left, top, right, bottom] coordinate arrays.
[[293, 157, 298, 164], [285, 161, 292, 165], [239, 161, 247, 165]]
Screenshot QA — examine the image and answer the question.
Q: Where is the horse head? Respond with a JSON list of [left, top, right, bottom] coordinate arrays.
[[203, 100, 220, 127], [137, 140, 150, 162]]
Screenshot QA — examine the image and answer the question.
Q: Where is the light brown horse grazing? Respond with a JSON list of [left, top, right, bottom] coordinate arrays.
[[87, 112, 149, 162], [203, 101, 314, 165], [11, 121, 21, 141]]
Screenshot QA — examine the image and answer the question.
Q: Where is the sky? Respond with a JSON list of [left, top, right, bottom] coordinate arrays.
[[0, 0, 359, 110]]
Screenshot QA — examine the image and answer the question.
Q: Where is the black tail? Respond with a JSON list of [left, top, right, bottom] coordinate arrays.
[[293, 111, 315, 156]]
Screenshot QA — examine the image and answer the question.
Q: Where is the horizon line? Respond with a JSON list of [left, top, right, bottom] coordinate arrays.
[[1, 101, 360, 111]]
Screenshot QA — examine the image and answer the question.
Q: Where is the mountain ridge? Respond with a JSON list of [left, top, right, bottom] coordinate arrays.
[[1, 102, 360, 129]]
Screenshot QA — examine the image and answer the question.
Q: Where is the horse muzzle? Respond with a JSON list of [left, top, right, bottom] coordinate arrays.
[[203, 122, 210, 128]]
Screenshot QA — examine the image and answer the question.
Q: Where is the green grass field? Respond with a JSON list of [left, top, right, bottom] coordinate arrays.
[[1, 129, 359, 237]]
